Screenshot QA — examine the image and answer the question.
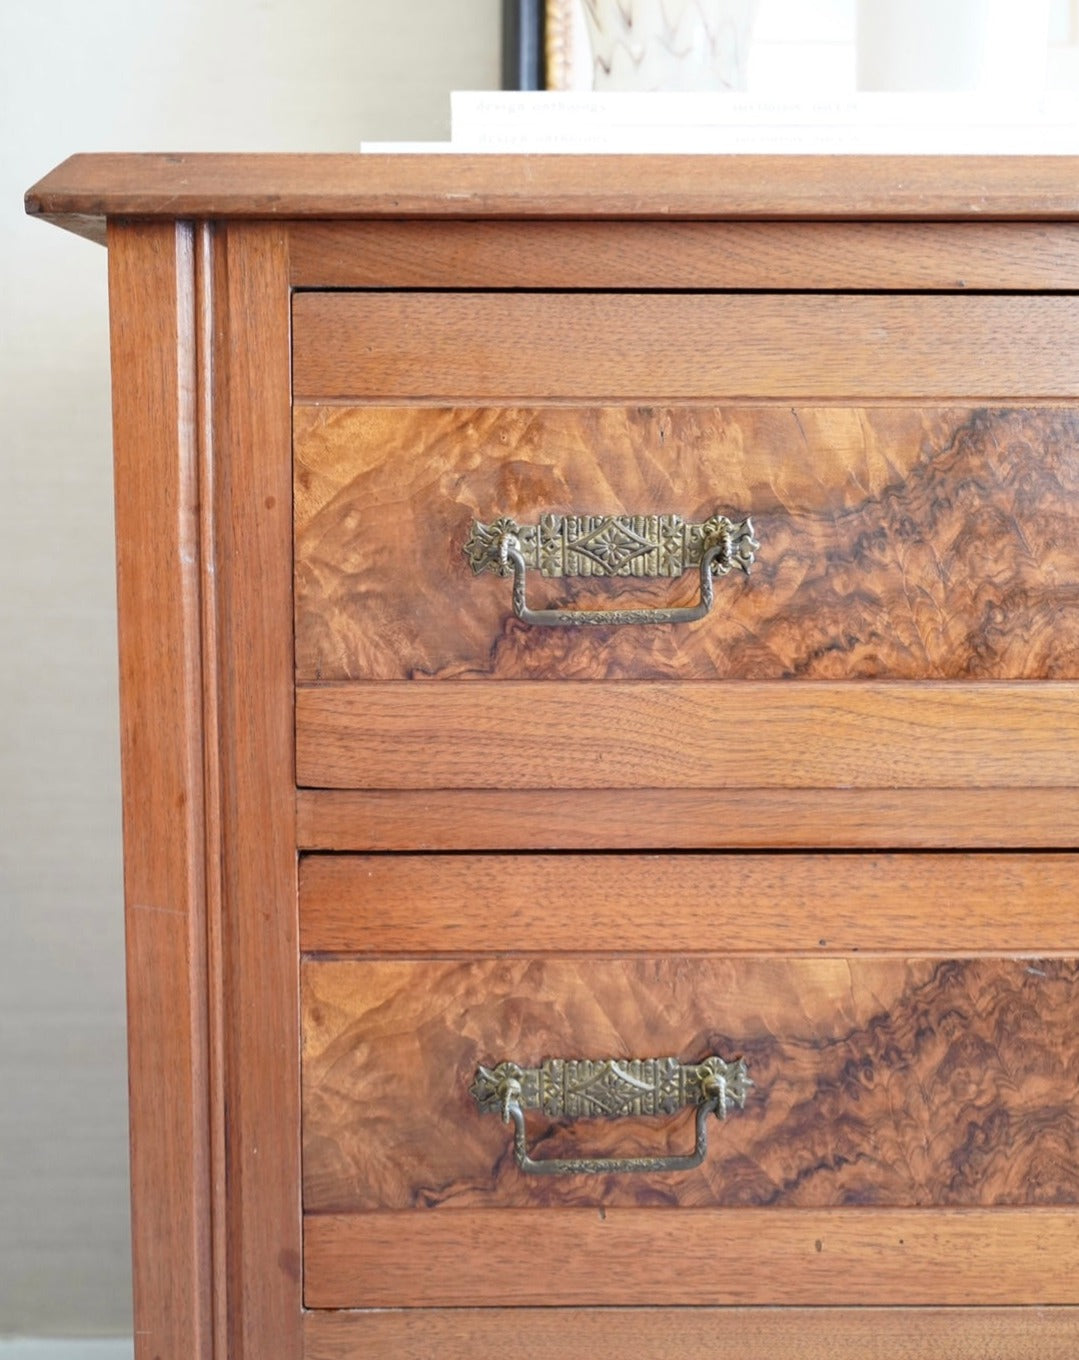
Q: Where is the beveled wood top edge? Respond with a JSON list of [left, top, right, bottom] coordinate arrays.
[[25, 153, 1079, 240]]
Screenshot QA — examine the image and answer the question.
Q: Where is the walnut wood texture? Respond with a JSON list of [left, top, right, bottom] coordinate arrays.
[[296, 788, 1079, 851], [302, 956, 1079, 1214], [304, 1306, 1079, 1360], [108, 220, 212, 1360], [296, 680, 1079, 790], [292, 294, 1079, 401], [25, 155, 1079, 244], [288, 220, 1079, 290], [212, 224, 301, 1360], [299, 852, 1079, 954], [304, 1206, 1079, 1308], [34, 156, 1079, 1350], [113, 220, 304, 1360], [197, 222, 227, 1360], [295, 405, 1079, 682]]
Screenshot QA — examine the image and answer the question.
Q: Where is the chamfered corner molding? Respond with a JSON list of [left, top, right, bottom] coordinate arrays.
[[465, 509, 758, 627], [471, 1053, 752, 1175]]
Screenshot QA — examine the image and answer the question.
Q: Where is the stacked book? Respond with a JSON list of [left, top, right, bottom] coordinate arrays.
[[361, 91, 1079, 154]]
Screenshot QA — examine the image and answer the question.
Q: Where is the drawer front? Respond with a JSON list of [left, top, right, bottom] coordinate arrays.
[[292, 291, 1079, 827], [303, 953, 1079, 1215], [295, 404, 1079, 684], [301, 950, 1079, 1307], [298, 851, 1079, 1312]]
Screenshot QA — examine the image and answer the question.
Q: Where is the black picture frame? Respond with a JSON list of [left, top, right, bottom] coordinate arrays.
[[502, 0, 546, 89]]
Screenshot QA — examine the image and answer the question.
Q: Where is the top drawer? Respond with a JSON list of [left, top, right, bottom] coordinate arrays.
[[293, 291, 1079, 805], [294, 292, 1079, 685]]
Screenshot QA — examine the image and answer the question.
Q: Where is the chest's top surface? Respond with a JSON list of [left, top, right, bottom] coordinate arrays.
[[25, 153, 1079, 244]]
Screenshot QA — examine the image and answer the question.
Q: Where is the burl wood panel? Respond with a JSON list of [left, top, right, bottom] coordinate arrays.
[[295, 406, 1079, 682], [301, 957, 1079, 1214]]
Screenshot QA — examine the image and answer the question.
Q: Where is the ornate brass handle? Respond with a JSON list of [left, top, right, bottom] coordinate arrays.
[[464, 510, 757, 627], [470, 1054, 751, 1176]]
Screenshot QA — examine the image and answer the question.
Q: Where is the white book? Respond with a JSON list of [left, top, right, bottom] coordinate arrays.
[[452, 90, 1079, 136], [361, 89, 1079, 154], [359, 141, 457, 154], [362, 131, 1079, 155], [444, 126, 1079, 154]]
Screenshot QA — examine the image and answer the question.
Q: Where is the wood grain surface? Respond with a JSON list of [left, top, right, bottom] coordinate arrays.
[[212, 224, 302, 1359], [304, 1206, 1079, 1308], [303, 1305, 1079, 1360], [295, 680, 1079, 790], [108, 220, 212, 1360], [295, 405, 1079, 682], [27, 154, 1079, 243], [299, 851, 1079, 954], [291, 294, 1079, 401], [301, 956, 1079, 1213], [288, 220, 1079, 290], [296, 787, 1079, 851]]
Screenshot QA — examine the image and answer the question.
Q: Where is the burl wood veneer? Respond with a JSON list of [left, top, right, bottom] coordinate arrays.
[[302, 955, 1079, 1214], [295, 404, 1079, 682], [26, 155, 1079, 1359]]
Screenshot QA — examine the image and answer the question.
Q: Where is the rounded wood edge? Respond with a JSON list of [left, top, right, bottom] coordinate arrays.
[[303, 1305, 1079, 1360], [26, 154, 1079, 241]]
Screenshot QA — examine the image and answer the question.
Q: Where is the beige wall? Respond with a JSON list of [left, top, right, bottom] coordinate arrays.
[[1, 0, 499, 1335]]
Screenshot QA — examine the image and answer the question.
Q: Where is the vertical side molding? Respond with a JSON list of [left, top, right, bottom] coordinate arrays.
[[108, 221, 212, 1360], [196, 221, 227, 1360], [211, 223, 301, 1360], [109, 219, 299, 1359]]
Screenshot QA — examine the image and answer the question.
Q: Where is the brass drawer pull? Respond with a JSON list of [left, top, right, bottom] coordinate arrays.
[[470, 1054, 751, 1176], [465, 510, 757, 627]]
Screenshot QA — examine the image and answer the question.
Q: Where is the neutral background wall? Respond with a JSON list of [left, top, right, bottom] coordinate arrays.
[[4, 0, 1078, 1343], [1, 0, 499, 1337]]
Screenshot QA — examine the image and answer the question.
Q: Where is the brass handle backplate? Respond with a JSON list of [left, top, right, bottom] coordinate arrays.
[[464, 510, 757, 627], [470, 1054, 751, 1176]]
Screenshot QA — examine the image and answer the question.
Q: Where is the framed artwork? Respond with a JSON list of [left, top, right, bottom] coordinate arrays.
[[503, 1, 761, 93], [543, 0, 590, 89], [502, 0, 620, 90], [502, 0, 547, 89], [502, 2, 1071, 96]]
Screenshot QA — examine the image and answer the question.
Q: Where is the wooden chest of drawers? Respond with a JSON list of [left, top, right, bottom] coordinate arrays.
[[26, 154, 1079, 1359]]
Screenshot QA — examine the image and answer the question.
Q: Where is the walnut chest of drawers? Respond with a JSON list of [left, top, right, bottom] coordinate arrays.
[[26, 154, 1079, 1359]]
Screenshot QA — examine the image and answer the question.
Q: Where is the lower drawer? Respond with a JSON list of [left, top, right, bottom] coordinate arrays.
[[301, 950, 1079, 1308]]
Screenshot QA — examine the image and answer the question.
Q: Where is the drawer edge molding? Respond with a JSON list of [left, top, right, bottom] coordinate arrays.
[[293, 293, 1079, 402], [295, 787, 1079, 850], [295, 680, 1079, 791], [303, 1305, 1079, 1360], [298, 851, 1079, 954], [286, 220, 1079, 292], [304, 1206, 1079, 1309]]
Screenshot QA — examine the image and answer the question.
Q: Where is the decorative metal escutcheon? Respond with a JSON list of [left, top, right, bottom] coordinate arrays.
[[470, 1053, 752, 1176], [464, 509, 758, 627]]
